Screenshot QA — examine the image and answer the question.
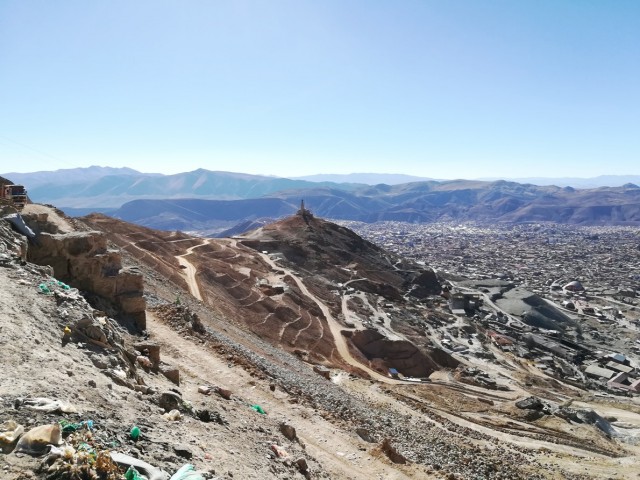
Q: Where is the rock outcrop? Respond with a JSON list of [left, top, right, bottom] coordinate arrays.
[[26, 230, 146, 330], [348, 328, 458, 377]]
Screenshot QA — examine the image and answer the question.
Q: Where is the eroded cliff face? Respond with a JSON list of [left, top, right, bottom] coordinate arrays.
[[26, 229, 146, 330], [348, 329, 458, 377]]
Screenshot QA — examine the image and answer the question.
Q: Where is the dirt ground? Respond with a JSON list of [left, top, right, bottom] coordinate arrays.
[[3, 207, 640, 479]]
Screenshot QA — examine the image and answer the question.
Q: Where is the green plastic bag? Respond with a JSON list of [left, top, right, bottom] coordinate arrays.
[[170, 464, 204, 480], [130, 425, 141, 440], [251, 404, 266, 415], [59, 419, 83, 433], [125, 466, 144, 480]]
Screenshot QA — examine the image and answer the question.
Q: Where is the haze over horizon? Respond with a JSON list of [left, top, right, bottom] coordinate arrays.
[[1, 1, 638, 179]]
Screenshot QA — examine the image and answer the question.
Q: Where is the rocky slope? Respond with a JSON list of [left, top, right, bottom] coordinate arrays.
[[82, 212, 449, 378], [2, 203, 640, 479]]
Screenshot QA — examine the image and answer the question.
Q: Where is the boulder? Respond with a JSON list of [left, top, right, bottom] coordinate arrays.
[[279, 422, 297, 441], [159, 363, 180, 385], [515, 396, 543, 410]]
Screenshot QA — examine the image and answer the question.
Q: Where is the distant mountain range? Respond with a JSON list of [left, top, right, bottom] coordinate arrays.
[[106, 180, 640, 233], [293, 173, 435, 184], [2, 167, 362, 208], [478, 175, 640, 189], [4, 166, 640, 210], [3, 167, 640, 230]]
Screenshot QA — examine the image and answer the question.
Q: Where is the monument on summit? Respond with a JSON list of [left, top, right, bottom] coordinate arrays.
[[297, 199, 313, 221]]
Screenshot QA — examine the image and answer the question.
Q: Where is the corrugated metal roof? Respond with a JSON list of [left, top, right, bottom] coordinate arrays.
[[585, 365, 616, 379], [606, 361, 634, 373]]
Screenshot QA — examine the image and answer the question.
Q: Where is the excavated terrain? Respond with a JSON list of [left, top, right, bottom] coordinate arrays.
[[1, 204, 640, 479]]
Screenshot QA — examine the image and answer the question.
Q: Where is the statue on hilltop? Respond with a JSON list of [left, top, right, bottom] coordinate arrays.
[[297, 199, 313, 222]]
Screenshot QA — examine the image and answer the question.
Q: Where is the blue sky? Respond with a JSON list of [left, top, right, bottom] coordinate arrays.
[[1, 1, 638, 178]]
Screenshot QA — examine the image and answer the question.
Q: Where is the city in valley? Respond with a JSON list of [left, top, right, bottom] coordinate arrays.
[[342, 220, 640, 394]]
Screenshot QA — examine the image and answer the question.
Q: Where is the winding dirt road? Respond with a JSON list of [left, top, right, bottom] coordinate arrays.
[[176, 239, 210, 302], [254, 249, 401, 383]]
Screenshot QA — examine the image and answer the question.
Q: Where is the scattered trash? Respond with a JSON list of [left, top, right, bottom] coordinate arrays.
[[14, 423, 62, 455], [163, 409, 182, 421], [21, 397, 78, 414], [270, 444, 289, 458], [77, 441, 96, 453], [130, 425, 141, 441], [45, 445, 121, 480], [251, 404, 266, 415], [110, 452, 169, 480], [59, 419, 94, 434], [170, 463, 205, 480], [37, 278, 72, 295], [125, 466, 145, 480], [44, 444, 69, 460], [0, 420, 24, 453]]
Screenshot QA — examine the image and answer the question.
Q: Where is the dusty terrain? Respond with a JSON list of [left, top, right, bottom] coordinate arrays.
[[2, 205, 640, 479]]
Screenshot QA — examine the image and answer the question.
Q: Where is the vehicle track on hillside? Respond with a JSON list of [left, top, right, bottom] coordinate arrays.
[[175, 239, 210, 301], [252, 248, 404, 384]]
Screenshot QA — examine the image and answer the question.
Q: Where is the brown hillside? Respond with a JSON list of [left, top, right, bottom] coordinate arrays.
[[2, 204, 639, 479]]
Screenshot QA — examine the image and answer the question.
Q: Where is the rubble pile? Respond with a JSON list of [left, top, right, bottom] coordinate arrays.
[[151, 303, 206, 336]]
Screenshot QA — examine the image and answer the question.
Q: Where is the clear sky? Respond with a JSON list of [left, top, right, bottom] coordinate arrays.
[[1, 1, 638, 178]]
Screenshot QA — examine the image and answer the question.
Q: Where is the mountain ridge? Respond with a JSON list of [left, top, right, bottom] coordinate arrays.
[[108, 180, 640, 233], [5, 167, 640, 210]]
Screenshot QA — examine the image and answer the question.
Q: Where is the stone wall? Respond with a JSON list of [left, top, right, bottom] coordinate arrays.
[[27, 230, 146, 330]]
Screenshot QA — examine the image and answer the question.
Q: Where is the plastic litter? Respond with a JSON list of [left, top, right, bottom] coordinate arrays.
[[130, 425, 141, 441], [251, 404, 266, 415], [162, 409, 182, 421], [4, 213, 36, 240], [197, 386, 211, 395], [170, 464, 205, 480], [22, 397, 78, 413], [14, 424, 62, 455], [125, 466, 145, 480], [110, 452, 169, 480], [0, 420, 24, 443], [270, 444, 289, 458], [37, 278, 74, 295], [0, 420, 24, 452], [59, 419, 94, 433]]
